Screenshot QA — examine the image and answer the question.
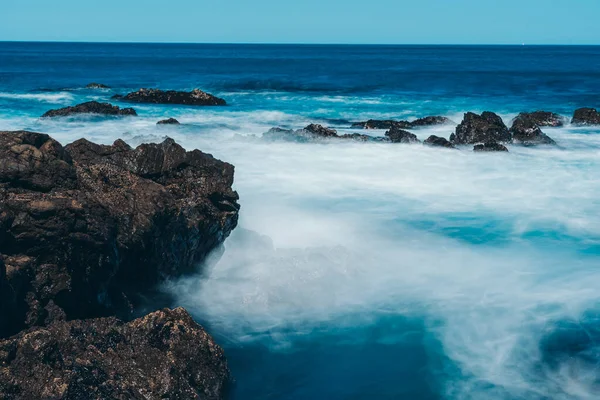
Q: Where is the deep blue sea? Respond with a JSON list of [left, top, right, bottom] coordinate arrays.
[[2, 42, 600, 399]]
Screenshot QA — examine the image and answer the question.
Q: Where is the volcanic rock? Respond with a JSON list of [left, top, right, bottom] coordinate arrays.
[[385, 127, 420, 143], [512, 111, 565, 127], [410, 116, 452, 127], [114, 88, 226, 106], [424, 135, 455, 148], [510, 114, 557, 145], [451, 112, 511, 144], [41, 101, 137, 118], [351, 120, 412, 130], [157, 118, 180, 125], [86, 83, 110, 89], [473, 142, 509, 152], [572, 108, 600, 126]]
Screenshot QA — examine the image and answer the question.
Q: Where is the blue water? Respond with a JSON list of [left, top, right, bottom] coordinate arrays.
[[2, 42, 600, 399]]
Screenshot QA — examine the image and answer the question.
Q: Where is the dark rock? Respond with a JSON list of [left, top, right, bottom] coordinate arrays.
[[512, 111, 565, 127], [0, 308, 229, 400], [301, 124, 338, 138], [157, 118, 180, 125], [424, 135, 455, 149], [262, 127, 298, 141], [572, 108, 600, 126], [473, 142, 509, 152], [510, 114, 556, 146], [41, 101, 137, 118], [410, 116, 452, 127], [86, 83, 110, 89], [339, 133, 388, 142], [451, 112, 511, 144], [385, 127, 420, 143], [114, 88, 226, 106], [351, 120, 412, 130], [0, 131, 239, 338]]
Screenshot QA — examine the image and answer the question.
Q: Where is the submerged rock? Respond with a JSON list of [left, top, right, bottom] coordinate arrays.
[[512, 111, 565, 127], [0, 131, 239, 338], [86, 83, 110, 89], [351, 119, 412, 130], [114, 88, 226, 106], [451, 112, 511, 144], [301, 124, 339, 137], [0, 308, 230, 400], [572, 108, 600, 126], [424, 135, 455, 148], [385, 126, 420, 143], [510, 114, 557, 145], [41, 101, 137, 118], [473, 142, 509, 152], [340, 133, 387, 142], [410, 116, 452, 127], [157, 117, 180, 125]]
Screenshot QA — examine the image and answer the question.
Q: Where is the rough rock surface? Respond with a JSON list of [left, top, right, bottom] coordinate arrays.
[[451, 112, 511, 144], [339, 133, 387, 142], [424, 135, 455, 148], [385, 127, 420, 143], [410, 116, 452, 127], [86, 83, 110, 89], [301, 124, 339, 138], [42, 102, 137, 118], [351, 120, 412, 130], [157, 118, 181, 125], [0, 131, 239, 338], [0, 308, 230, 400], [113, 88, 226, 106], [512, 111, 565, 127], [572, 108, 600, 126], [473, 142, 509, 152], [510, 114, 556, 145]]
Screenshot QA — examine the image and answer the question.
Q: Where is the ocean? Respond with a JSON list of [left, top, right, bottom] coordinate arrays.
[[1, 42, 600, 399]]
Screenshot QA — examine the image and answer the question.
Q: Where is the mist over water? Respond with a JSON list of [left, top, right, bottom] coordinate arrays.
[[2, 43, 600, 399]]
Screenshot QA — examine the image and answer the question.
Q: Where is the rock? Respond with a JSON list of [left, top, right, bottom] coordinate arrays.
[[157, 118, 180, 125], [512, 111, 565, 127], [301, 124, 338, 138], [451, 112, 511, 144], [339, 133, 388, 142], [0, 131, 239, 338], [114, 88, 226, 106], [510, 114, 557, 146], [41, 101, 137, 118], [385, 127, 420, 143], [572, 108, 600, 126], [410, 116, 452, 127], [86, 83, 110, 89], [473, 142, 509, 152], [351, 120, 412, 130], [424, 135, 455, 149], [0, 308, 230, 400]]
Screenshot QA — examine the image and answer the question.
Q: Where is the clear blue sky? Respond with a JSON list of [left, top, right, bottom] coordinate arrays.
[[2, 0, 600, 44]]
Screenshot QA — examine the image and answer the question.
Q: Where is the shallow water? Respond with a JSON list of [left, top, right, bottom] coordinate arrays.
[[2, 43, 600, 399]]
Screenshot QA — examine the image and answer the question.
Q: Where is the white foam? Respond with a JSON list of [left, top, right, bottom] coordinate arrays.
[[0, 92, 75, 104]]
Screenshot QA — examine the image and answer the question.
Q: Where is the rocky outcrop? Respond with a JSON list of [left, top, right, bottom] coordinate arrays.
[[339, 133, 388, 142], [263, 125, 339, 142], [450, 112, 511, 144], [41, 101, 137, 118], [0, 131, 239, 338], [0, 308, 230, 400], [351, 120, 412, 130], [572, 108, 600, 125], [424, 135, 455, 148], [113, 88, 226, 106], [302, 124, 338, 138], [410, 116, 452, 127], [512, 111, 565, 127], [473, 142, 509, 152], [510, 114, 556, 146], [86, 83, 110, 89], [157, 118, 180, 125], [385, 127, 420, 143]]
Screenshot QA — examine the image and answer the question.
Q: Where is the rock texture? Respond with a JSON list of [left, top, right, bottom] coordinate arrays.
[[157, 118, 180, 125], [385, 127, 420, 143], [0, 308, 230, 400], [0, 131, 239, 338], [473, 142, 509, 152], [424, 135, 455, 149], [410, 116, 452, 127], [510, 114, 556, 146], [512, 111, 565, 127], [86, 83, 110, 89], [572, 108, 600, 126], [451, 112, 511, 145], [42, 102, 137, 118], [114, 88, 226, 106], [351, 120, 412, 130], [301, 124, 338, 138]]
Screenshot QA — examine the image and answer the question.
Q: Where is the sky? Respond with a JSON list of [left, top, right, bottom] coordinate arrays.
[[2, 0, 600, 45]]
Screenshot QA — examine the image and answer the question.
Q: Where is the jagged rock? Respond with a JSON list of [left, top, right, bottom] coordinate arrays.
[[157, 118, 180, 125], [410, 116, 452, 127], [512, 111, 565, 127], [510, 114, 556, 145], [451, 112, 511, 144], [424, 135, 455, 148], [41, 101, 137, 118], [86, 83, 110, 89], [0, 131, 239, 338], [473, 142, 509, 152], [0, 308, 229, 400], [113, 88, 226, 106], [572, 108, 600, 126], [301, 124, 338, 137], [351, 120, 412, 130], [385, 127, 420, 143], [339, 133, 388, 142]]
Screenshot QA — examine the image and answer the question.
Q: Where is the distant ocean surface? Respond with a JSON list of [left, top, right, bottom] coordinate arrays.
[[2, 42, 600, 399]]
